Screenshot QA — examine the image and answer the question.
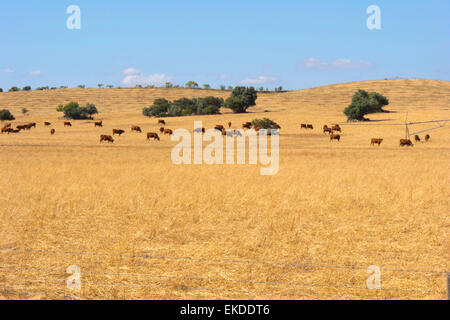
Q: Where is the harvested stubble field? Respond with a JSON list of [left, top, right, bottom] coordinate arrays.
[[0, 79, 449, 300]]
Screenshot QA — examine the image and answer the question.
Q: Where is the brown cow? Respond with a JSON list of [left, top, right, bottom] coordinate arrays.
[[242, 122, 252, 129], [194, 127, 205, 134], [323, 125, 332, 134], [16, 125, 27, 131], [94, 121, 103, 127], [100, 135, 114, 143], [164, 128, 173, 135], [370, 138, 383, 146], [215, 125, 224, 132], [254, 125, 262, 132], [400, 139, 413, 147], [28, 122, 36, 128], [113, 129, 125, 136], [50, 129, 55, 135], [414, 135, 421, 142], [2, 123, 12, 129], [330, 134, 341, 142], [228, 121, 232, 128], [131, 125, 142, 132], [44, 122, 51, 126], [64, 121, 72, 127], [1, 127, 14, 134], [159, 127, 165, 133], [331, 125, 341, 132], [158, 119, 166, 125], [147, 132, 160, 141], [425, 134, 430, 142]]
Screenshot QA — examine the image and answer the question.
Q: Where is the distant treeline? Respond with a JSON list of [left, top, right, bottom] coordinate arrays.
[[0, 82, 286, 93]]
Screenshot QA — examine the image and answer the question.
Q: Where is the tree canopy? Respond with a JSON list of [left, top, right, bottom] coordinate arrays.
[[224, 86, 258, 113], [344, 89, 389, 121], [57, 101, 98, 119], [143, 96, 224, 117]]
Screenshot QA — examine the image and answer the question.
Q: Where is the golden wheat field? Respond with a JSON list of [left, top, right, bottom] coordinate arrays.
[[0, 79, 449, 300]]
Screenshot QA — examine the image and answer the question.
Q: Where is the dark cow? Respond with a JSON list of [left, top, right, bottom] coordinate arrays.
[[158, 120, 166, 125], [2, 123, 12, 129], [147, 132, 160, 141], [242, 122, 252, 129], [16, 125, 28, 131], [301, 124, 307, 129], [194, 127, 205, 134], [164, 128, 173, 135], [131, 125, 142, 132], [215, 125, 225, 132], [306, 124, 313, 130], [100, 135, 114, 143], [159, 127, 165, 133], [94, 121, 103, 127], [323, 125, 332, 134], [50, 129, 55, 135], [228, 121, 232, 128], [414, 135, 421, 142], [254, 125, 261, 132], [425, 134, 430, 142], [44, 122, 51, 126], [1, 127, 14, 134], [112, 129, 125, 136], [331, 125, 341, 132], [400, 139, 413, 147], [330, 134, 341, 142], [371, 138, 383, 146], [28, 122, 36, 128], [64, 121, 72, 127]]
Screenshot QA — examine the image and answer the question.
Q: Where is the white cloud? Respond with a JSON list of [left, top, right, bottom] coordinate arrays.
[[298, 58, 373, 70], [0, 68, 14, 73], [122, 73, 172, 86], [28, 70, 41, 76], [240, 75, 277, 85], [123, 68, 140, 76], [121, 68, 172, 86]]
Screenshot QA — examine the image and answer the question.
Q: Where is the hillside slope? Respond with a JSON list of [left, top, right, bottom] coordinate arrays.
[[0, 79, 449, 117]]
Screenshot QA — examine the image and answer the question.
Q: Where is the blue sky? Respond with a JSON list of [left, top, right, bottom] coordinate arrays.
[[0, 0, 449, 90]]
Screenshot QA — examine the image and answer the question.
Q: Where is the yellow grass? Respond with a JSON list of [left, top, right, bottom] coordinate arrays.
[[0, 79, 449, 300]]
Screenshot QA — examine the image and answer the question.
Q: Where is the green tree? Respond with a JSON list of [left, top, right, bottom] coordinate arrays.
[[343, 89, 389, 121], [142, 98, 170, 117], [185, 81, 199, 89], [224, 86, 258, 113], [0, 88, 3, 92], [98, 84, 104, 88], [0, 109, 15, 120], [77, 85, 85, 89], [106, 85, 114, 89], [21, 107, 29, 115], [9, 86, 20, 92], [22, 86, 31, 91], [57, 101, 98, 119], [220, 85, 226, 91], [203, 84, 211, 89], [165, 82, 173, 88]]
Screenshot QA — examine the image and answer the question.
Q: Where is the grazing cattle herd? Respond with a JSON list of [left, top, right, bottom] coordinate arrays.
[[0, 118, 435, 148]]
